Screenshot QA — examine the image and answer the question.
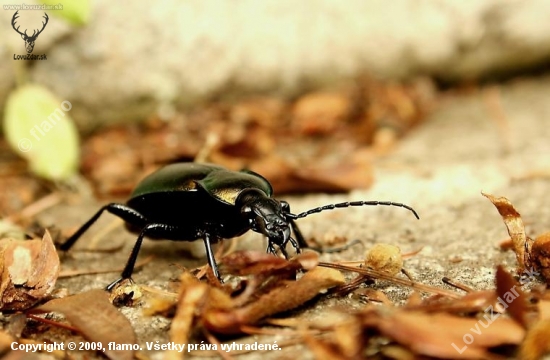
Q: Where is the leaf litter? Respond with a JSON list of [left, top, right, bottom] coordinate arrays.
[[1, 192, 550, 358]]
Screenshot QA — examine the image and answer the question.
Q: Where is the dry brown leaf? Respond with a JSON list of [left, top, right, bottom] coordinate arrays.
[[405, 291, 422, 307], [531, 232, 550, 283], [361, 307, 525, 359], [352, 288, 393, 305], [538, 300, 550, 320], [482, 192, 527, 271], [295, 149, 374, 192], [220, 250, 318, 277], [248, 152, 374, 194], [333, 318, 363, 358], [302, 331, 350, 360], [30, 289, 136, 360], [291, 91, 352, 136], [519, 319, 550, 360], [495, 265, 530, 328], [203, 267, 345, 334], [0, 230, 59, 310], [408, 290, 497, 314], [380, 345, 417, 360], [499, 238, 514, 251], [229, 97, 286, 128], [166, 272, 209, 360], [142, 295, 176, 317], [0, 330, 14, 355]]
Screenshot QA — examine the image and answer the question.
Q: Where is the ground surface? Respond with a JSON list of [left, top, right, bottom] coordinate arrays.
[[36, 74, 550, 359]]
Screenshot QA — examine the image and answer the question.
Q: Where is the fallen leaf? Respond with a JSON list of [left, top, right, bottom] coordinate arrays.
[[0, 330, 14, 355], [352, 288, 392, 305], [3, 85, 80, 181], [220, 250, 318, 277], [482, 192, 527, 271], [495, 265, 530, 328], [538, 300, 550, 320], [519, 319, 550, 360], [361, 307, 525, 359], [0, 231, 59, 310], [166, 272, 209, 360], [30, 289, 136, 360], [407, 290, 497, 315], [333, 318, 363, 358], [203, 267, 345, 334], [531, 232, 550, 283], [302, 331, 350, 360], [291, 91, 352, 136]]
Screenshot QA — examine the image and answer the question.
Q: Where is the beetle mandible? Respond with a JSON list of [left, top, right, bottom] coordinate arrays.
[[60, 163, 419, 290]]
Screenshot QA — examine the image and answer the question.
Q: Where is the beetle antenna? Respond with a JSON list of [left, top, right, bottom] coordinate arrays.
[[287, 201, 419, 220]]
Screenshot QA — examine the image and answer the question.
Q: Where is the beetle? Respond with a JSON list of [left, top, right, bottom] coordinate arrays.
[[60, 163, 419, 290]]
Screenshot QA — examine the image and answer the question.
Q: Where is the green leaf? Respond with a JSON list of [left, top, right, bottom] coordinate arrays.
[[38, 0, 91, 26], [3, 85, 80, 181]]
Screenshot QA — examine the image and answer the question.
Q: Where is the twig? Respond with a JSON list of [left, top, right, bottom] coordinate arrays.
[[7, 192, 62, 223], [319, 262, 461, 299]]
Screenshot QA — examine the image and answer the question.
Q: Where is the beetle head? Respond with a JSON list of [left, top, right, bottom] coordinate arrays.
[[238, 190, 290, 247]]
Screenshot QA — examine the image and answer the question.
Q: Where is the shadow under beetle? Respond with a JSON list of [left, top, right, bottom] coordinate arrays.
[[60, 163, 419, 290]]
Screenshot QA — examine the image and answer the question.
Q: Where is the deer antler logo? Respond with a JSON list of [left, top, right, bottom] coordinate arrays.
[[11, 11, 49, 54]]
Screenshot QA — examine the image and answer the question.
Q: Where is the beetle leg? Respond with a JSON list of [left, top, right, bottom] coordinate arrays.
[[60, 203, 148, 251], [279, 244, 289, 259], [266, 239, 277, 255], [265, 239, 290, 258], [106, 278, 121, 291], [288, 236, 301, 254], [106, 223, 168, 291], [202, 233, 220, 280]]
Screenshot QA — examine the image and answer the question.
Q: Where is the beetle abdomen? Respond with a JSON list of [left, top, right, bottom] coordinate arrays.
[[127, 190, 250, 239]]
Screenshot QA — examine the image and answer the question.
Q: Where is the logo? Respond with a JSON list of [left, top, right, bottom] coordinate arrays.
[[11, 10, 48, 53]]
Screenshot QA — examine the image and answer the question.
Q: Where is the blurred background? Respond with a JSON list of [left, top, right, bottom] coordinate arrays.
[[1, 0, 550, 215]]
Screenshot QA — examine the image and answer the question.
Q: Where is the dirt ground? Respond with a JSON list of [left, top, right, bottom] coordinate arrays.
[[32, 74, 550, 359]]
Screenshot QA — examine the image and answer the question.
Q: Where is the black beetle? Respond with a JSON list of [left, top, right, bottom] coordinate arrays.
[[60, 163, 419, 290]]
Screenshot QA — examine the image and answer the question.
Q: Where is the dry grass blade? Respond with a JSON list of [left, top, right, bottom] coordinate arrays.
[[5, 192, 62, 223], [319, 262, 461, 298]]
